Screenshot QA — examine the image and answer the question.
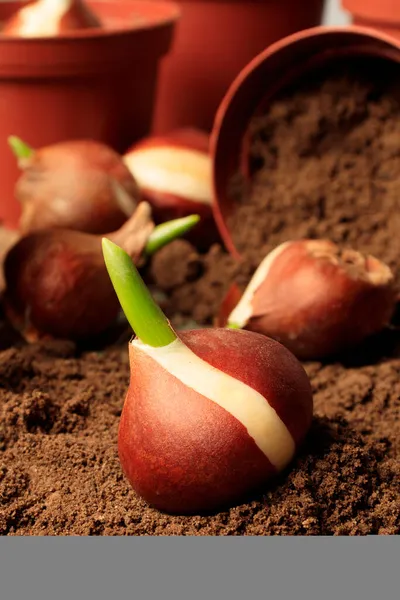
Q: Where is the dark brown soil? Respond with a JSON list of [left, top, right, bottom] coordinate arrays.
[[1, 56, 400, 535], [0, 335, 399, 536]]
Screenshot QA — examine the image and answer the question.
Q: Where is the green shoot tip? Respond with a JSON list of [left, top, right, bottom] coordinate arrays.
[[102, 238, 177, 348], [8, 136, 34, 161], [145, 214, 200, 256]]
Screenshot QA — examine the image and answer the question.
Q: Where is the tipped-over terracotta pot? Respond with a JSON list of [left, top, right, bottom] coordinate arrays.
[[342, 1, 400, 41], [146, 0, 325, 133], [0, 1, 179, 229], [210, 26, 400, 259]]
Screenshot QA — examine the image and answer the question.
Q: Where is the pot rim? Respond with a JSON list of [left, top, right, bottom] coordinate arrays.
[[210, 24, 400, 259], [0, 0, 181, 42]]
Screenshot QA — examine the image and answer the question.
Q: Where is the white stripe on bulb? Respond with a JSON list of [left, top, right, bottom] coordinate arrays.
[[132, 337, 295, 471], [124, 147, 212, 205], [228, 241, 292, 328]]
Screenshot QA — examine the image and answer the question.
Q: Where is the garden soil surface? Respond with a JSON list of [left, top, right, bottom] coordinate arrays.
[[1, 56, 400, 535]]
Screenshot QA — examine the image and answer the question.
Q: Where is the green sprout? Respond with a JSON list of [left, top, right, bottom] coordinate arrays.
[[8, 136, 34, 160], [145, 215, 199, 256], [102, 238, 177, 348]]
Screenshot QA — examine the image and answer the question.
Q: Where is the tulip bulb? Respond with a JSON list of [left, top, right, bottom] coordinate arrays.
[[102, 239, 313, 514], [124, 129, 218, 247], [2, 0, 102, 37], [4, 203, 199, 342], [227, 239, 397, 360], [9, 137, 139, 236]]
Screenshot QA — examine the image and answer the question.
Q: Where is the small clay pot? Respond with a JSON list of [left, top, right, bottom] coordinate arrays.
[[0, 1, 179, 229], [342, 1, 400, 41], [210, 26, 400, 259], [146, 0, 325, 133]]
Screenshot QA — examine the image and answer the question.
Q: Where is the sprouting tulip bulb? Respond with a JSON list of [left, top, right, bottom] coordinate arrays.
[[104, 244, 314, 515]]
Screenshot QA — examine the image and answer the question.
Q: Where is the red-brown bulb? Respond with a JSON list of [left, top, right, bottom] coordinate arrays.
[[227, 239, 397, 360], [124, 129, 218, 248], [119, 328, 313, 514], [4, 203, 153, 341], [16, 140, 139, 235]]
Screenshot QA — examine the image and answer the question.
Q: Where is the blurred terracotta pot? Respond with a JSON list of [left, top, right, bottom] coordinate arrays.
[[0, 1, 179, 229], [342, 1, 400, 41], [144, 0, 324, 133], [210, 26, 400, 259]]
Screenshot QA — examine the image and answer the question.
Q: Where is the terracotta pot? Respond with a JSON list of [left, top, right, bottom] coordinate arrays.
[[342, 1, 400, 41], [144, 0, 325, 134], [0, 1, 179, 229], [210, 26, 400, 259]]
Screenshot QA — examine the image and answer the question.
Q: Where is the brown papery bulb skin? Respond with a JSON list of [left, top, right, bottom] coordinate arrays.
[[16, 140, 139, 235], [4, 203, 153, 341], [228, 240, 397, 360], [2, 0, 102, 37], [119, 328, 313, 514]]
